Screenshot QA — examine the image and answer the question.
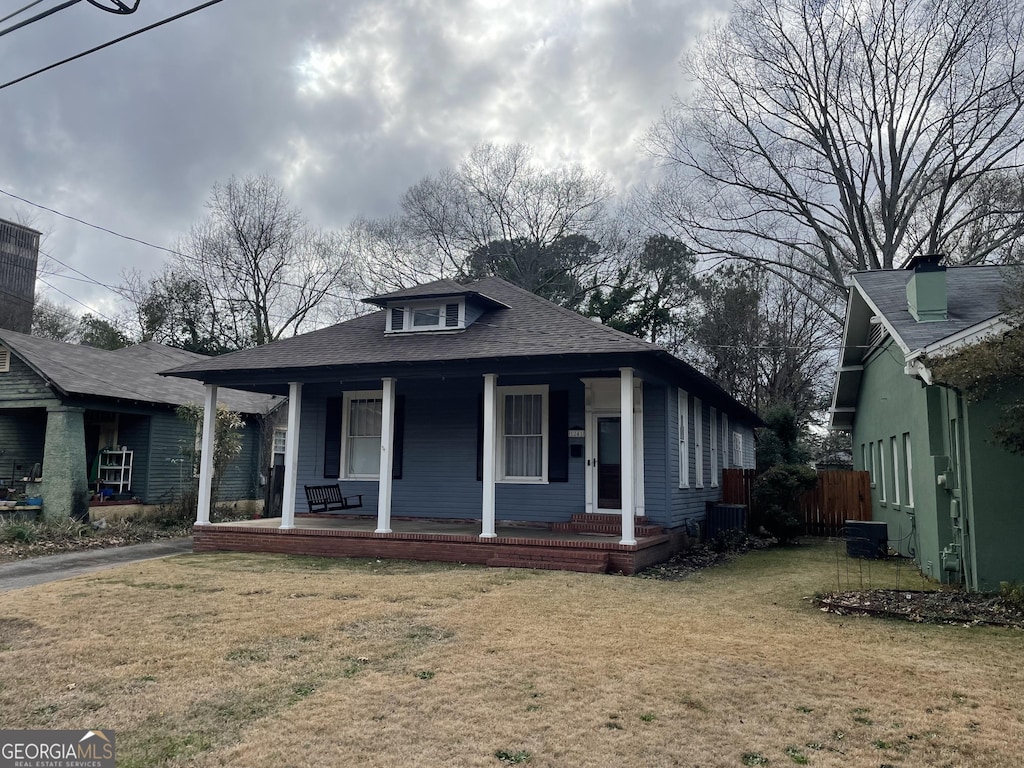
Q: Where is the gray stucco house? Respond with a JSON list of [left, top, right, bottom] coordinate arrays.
[[830, 257, 1024, 591], [0, 331, 281, 520], [166, 277, 759, 572]]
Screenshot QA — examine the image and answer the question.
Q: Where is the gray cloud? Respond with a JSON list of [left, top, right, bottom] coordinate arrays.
[[0, 0, 727, 315]]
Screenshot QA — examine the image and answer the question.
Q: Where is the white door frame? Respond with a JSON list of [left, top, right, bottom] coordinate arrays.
[[582, 377, 645, 516]]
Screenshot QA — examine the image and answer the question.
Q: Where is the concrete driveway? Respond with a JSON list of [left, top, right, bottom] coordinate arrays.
[[0, 538, 193, 592]]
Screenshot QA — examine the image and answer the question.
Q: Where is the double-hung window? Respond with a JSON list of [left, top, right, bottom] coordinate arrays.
[[877, 440, 887, 502], [694, 397, 704, 488], [902, 432, 914, 507], [890, 435, 900, 506], [272, 427, 287, 466], [722, 414, 730, 468], [498, 386, 547, 482], [342, 391, 383, 478], [863, 443, 874, 485], [678, 389, 689, 487], [710, 407, 719, 487]]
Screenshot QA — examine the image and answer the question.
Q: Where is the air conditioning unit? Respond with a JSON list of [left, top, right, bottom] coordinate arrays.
[[845, 520, 888, 559]]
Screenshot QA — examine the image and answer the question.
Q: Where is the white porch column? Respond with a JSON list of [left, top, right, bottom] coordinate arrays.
[[195, 384, 218, 526], [376, 377, 396, 533], [280, 381, 302, 530], [481, 373, 498, 538], [619, 367, 636, 545]]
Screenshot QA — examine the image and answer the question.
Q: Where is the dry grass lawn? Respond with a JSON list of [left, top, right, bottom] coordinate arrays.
[[1, 540, 1022, 767]]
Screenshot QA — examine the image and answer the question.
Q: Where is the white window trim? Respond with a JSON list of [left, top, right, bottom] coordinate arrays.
[[678, 389, 689, 488], [340, 389, 384, 480], [386, 298, 465, 333], [0, 347, 9, 373], [903, 432, 914, 507], [890, 435, 900, 507], [694, 397, 704, 488], [710, 407, 719, 487], [733, 431, 743, 468], [722, 413, 730, 469], [863, 442, 875, 486], [877, 440, 887, 502], [272, 427, 287, 462], [497, 384, 548, 484]]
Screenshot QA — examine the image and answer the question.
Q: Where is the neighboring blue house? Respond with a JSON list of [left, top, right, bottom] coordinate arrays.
[[166, 277, 759, 571], [0, 331, 281, 520]]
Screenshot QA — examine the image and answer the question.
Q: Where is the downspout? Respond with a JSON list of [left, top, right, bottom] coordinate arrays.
[[905, 351, 973, 590], [948, 388, 976, 591]]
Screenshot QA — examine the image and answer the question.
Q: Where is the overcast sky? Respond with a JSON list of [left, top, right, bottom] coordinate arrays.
[[0, 0, 727, 319]]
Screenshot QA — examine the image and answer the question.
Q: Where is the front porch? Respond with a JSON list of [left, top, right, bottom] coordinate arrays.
[[193, 514, 679, 575]]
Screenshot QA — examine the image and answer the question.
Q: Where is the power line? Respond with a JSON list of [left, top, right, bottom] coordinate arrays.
[[0, 188, 177, 254], [0, 0, 48, 25], [0, 0, 80, 39], [0, 0, 229, 92], [36, 277, 116, 322], [0, 186, 361, 307]]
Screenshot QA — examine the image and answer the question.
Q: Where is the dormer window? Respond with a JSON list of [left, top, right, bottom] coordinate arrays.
[[365, 279, 509, 334], [412, 306, 443, 328], [387, 300, 464, 333]]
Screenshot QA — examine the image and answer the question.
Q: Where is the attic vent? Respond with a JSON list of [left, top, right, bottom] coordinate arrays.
[[864, 322, 887, 357], [390, 307, 404, 332], [0, 347, 8, 373], [445, 303, 459, 327]]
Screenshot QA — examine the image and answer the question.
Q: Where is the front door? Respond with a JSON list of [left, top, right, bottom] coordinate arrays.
[[597, 416, 621, 510]]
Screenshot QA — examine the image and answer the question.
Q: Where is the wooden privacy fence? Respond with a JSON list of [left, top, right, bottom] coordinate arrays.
[[721, 468, 872, 537]]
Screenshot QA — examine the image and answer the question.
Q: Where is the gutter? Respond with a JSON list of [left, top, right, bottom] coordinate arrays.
[[904, 313, 1008, 387]]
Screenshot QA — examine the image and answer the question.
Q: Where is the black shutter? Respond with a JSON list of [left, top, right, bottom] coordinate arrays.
[[324, 397, 343, 478], [476, 393, 484, 481], [390, 307, 404, 331], [548, 390, 569, 482], [392, 395, 405, 480], [445, 303, 459, 327]]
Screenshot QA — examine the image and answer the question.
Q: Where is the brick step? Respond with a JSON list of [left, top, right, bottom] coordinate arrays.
[[553, 521, 665, 536], [487, 556, 609, 573], [569, 513, 651, 525]]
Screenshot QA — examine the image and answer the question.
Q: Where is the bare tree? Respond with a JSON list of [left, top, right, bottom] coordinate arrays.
[[648, 0, 1024, 295], [31, 298, 80, 342], [169, 175, 354, 349], [684, 263, 840, 421], [359, 143, 616, 303]]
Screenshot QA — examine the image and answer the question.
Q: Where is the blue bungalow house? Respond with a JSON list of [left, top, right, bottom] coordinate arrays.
[[165, 277, 759, 573]]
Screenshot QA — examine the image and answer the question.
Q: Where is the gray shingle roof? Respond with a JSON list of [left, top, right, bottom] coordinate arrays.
[[0, 331, 279, 414], [853, 265, 1006, 351], [162, 277, 762, 425], [165, 276, 665, 376], [362, 278, 510, 309]]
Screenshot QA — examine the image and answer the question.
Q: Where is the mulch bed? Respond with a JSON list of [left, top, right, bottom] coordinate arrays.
[[0, 523, 191, 562], [815, 589, 1024, 629], [638, 537, 1024, 629]]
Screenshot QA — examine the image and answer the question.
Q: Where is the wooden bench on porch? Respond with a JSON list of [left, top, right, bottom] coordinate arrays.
[[304, 484, 364, 513]]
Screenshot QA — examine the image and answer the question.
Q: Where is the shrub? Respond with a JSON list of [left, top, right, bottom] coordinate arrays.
[[999, 581, 1024, 612], [1, 521, 37, 544], [753, 464, 818, 543]]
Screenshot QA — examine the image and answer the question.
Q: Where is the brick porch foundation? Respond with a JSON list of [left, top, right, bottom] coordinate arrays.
[[192, 524, 680, 575]]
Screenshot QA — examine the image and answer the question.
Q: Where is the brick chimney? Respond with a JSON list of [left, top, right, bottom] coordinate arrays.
[[905, 253, 947, 322]]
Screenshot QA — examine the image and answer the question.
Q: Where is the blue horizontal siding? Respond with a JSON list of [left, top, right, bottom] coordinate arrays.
[[642, 383, 668, 527], [290, 373, 753, 528], [145, 410, 262, 504], [666, 386, 760, 530], [297, 376, 587, 522]]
